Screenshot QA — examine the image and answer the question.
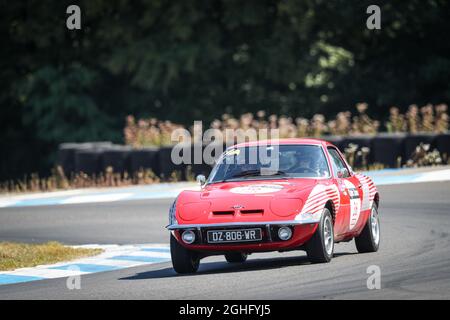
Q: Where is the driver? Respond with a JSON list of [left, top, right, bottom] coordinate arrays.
[[296, 153, 314, 173], [278, 152, 297, 172]]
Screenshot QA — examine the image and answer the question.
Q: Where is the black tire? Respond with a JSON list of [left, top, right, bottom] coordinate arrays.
[[170, 234, 200, 274], [306, 209, 334, 263], [225, 252, 248, 263], [355, 204, 380, 253]]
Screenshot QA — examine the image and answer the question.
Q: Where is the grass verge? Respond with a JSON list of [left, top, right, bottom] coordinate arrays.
[[0, 241, 103, 271]]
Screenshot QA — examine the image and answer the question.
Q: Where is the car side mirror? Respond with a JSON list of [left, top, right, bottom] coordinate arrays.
[[196, 174, 206, 186], [337, 168, 349, 178]]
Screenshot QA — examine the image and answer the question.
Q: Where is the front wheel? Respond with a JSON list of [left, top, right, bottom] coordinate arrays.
[[355, 204, 380, 253], [170, 234, 200, 274], [225, 252, 248, 263], [306, 208, 334, 263]]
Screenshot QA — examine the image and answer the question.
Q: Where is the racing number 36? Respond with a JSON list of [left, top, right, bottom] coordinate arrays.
[[327, 147, 364, 233]]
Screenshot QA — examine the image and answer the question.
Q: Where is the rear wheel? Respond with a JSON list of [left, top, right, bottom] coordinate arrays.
[[355, 204, 380, 253], [170, 234, 200, 274], [306, 208, 334, 263], [225, 252, 248, 263]]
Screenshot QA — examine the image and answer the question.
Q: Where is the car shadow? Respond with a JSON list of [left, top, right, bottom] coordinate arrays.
[[120, 251, 356, 281]]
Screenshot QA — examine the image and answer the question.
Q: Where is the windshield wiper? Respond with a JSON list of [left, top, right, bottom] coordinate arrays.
[[208, 170, 288, 184], [229, 169, 262, 178], [266, 170, 287, 176]]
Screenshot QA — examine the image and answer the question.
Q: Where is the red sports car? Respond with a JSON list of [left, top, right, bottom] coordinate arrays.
[[167, 138, 380, 273]]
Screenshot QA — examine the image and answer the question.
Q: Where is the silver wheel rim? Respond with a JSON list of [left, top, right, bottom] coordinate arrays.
[[371, 207, 380, 245], [324, 215, 334, 255]]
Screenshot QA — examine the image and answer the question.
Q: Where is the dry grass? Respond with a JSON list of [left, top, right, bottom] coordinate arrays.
[[365, 163, 386, 171], [125, 103, 448, 147], [0, 166, 160, 194], [0, 241, 102, 271]]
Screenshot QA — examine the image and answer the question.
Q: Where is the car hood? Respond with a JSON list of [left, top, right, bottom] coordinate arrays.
[[175, 179, 322, 223]]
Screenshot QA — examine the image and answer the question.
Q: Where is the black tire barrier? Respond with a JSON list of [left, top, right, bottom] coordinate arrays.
[[74, 149, 103, 176], [57, 142, 113, 176], [100, 146, 132, 175], [57, 143, 81, 176], [158, 145, 189, 180], [435, 133, 450, 161], [403, 133, 437, 163], [189, 143, 224, 178], [128, 147, 160, 176], [58, 133, 450, 178], [371, 133, 407, 167]]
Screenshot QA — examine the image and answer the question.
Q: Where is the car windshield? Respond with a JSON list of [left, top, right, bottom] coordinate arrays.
[[208, 144, 330, 183]]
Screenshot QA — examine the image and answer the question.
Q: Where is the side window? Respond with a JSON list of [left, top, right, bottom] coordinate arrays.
[[327, 148, 350, 178]]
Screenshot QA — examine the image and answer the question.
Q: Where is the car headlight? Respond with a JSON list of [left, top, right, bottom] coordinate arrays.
[[169, 197, 178, 226], [181, 230, 196, 244], [278, 226, 293, 241]]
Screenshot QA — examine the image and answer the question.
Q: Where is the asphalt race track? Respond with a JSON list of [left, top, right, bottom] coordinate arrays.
[[0, 181, 449, 299]]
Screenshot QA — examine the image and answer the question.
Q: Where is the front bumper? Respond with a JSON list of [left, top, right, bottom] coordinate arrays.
[[166, 216, 321, 230], [168, 221, 319, 252]]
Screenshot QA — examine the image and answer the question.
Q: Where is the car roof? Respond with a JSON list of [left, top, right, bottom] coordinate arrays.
[[232, 138, 335, 149]]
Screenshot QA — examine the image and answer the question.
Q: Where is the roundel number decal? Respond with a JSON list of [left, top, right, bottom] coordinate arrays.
[[343, 180, 361, 230], [229, 184, 284, 194]]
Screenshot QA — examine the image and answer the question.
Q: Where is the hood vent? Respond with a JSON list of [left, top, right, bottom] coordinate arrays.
[[212, 210, 234, 215], [240, 209, 264, 214]]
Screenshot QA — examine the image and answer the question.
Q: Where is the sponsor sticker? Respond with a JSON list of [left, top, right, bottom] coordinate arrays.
[[229, 184, 284, 194]]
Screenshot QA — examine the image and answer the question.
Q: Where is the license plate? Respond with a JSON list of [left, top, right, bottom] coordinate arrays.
[[207, 228, 262, 243]]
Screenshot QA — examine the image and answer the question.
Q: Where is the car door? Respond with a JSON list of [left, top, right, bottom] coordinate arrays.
[[327, 147, 363, 236]]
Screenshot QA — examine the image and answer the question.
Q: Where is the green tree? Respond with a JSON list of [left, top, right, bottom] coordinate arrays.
[[1, 0, 449, 180]]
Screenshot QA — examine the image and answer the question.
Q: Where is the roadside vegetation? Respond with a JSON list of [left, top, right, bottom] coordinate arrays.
[[0, 166, 186, 194], [0, 166, 161, 194], [124, 103, 448, 147], [0, 242, 102, 271], [0, 104, 448, 194]]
